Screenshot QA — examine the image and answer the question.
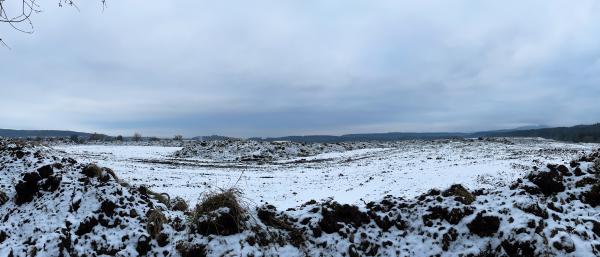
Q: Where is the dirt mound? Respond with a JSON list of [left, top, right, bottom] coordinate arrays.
[[14, 165, 62, 205], [442, 184, 476, 204], [172, 139, 389, 162], [467, 212, 501, 237], [0, 140, 185, 256], [528, 169, 565, 195], [319, 202, 371, 234]]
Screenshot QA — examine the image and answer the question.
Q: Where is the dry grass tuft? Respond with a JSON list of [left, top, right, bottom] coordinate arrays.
[[82, 164, 122, 183], [147, 209, 167, 238], [171, 197, 189, 212], [190, 188, 246, 236], [103, 167, 119, 181], [139, 185, 171, 208], [82, 164, 103, 178], [194, 188, 244, 217]]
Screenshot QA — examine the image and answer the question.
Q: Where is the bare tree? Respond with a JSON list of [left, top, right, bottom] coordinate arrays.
[[132, 132, 142, 142], [173, 135, 183, 141], [0, 0, 105, 47]]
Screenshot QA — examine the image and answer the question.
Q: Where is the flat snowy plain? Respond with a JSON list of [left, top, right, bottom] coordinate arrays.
[[54, 138, 600, 209]]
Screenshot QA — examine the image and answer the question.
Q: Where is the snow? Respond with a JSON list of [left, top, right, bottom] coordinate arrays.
[[55, 138, 599, 209], [3, 137, 600, 257]]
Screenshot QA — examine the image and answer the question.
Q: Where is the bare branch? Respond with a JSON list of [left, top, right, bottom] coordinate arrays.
[[1, 0, 99, 48]]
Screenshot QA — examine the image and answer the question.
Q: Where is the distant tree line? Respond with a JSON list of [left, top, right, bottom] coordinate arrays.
[[64, 132, 186, 143], [254, 124, 600, 143], [491, 123, 600, 143]]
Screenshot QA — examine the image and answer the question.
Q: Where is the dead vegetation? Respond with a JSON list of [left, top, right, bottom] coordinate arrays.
[[138, 185, 171, 208], [189, 188, 246, 236], [4, 138, 600, 256], [171, 197, 189, 212], [82, 164, 120, 183], [147, 209, 167, 238], [82, 164, 103, 178]]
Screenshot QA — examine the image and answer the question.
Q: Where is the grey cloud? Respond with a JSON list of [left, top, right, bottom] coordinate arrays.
[[2, 0, 600, 137]]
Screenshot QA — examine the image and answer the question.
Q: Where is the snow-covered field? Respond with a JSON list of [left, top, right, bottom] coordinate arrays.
[[4, 137, 600, 256], [54, 138, 600, 209]]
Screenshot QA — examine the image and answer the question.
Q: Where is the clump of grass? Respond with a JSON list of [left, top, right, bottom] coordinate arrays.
[[103, 167, 119, 181], [147, 209, 167, 238], [194, 188, 244, 217], [82, 164, 103, 178], [82, 164, 122, 183], [171, 197, 189, 212], [189, 188, 246, 236], [139, 185, 171, 208]]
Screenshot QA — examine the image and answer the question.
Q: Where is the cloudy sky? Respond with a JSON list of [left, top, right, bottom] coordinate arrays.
[[2, 0, 600, 137]]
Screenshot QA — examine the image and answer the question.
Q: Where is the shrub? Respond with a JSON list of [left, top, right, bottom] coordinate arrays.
[[70, 134, 79, 142]]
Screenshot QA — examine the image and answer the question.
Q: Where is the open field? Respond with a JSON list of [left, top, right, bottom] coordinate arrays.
[[3, 137, 600, 256], [54, 138, 600, 208]]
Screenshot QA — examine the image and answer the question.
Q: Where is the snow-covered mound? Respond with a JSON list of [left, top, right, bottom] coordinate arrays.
[[172, 139, 390, 162], [2, 138, 600, 256], [0, 140, 61, 191], [257, 158, 600, 256], [0, 139, 185, 256], [172, 152, 600, 257]]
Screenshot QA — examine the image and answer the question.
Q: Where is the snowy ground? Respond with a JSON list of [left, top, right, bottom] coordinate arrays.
[[54, 138, 600, 209]]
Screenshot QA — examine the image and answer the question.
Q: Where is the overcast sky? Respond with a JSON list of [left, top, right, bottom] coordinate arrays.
[[2, 0, 600, 137]]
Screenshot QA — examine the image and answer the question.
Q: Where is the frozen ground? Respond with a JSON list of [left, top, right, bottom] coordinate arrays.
[[4, 138, 600, 256], [54, 138, 600, 209]]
